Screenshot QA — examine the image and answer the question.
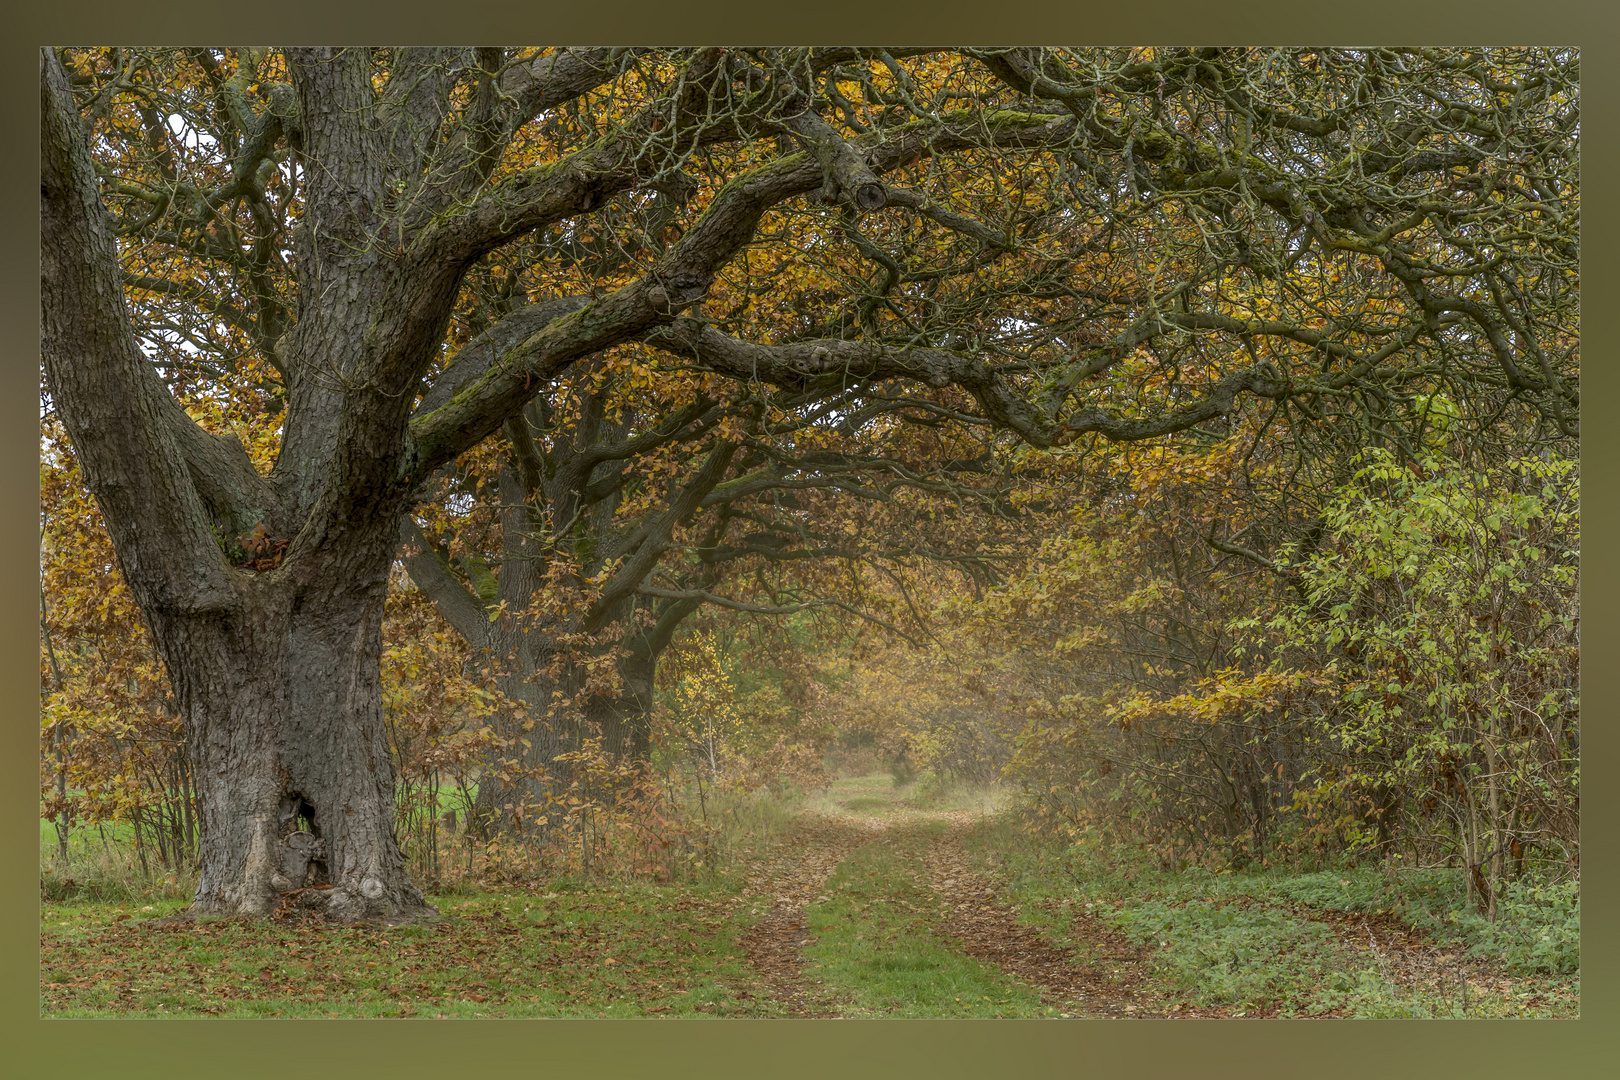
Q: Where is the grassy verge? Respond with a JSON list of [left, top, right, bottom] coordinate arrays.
[[800, 821, 1062, 1018], [960, 817, 1578, 1018], [42, 777, 1573, 1019], [39, 784, 817, 1019], [42, 878, 779, 1018], [41, 831, 197, 906]]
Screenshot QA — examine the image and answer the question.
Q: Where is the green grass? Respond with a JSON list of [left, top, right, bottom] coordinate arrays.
[[804, 771, 1006, 821], [41, 826, 197, 906], [39, 782, 819, 1019], [800, 821, 1062, 1018], [40, 779, 1576, 1019], [1263, 866, 1580, 977], [805, 773, 896, 815], [959, 817, 1578, 1018], [898, 772, 1013, 815], [41, 815, 139, 849], [42, 880, 779, 1018]]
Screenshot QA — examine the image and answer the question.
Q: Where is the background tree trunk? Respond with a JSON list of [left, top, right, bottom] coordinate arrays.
[[458, 618, 663, 838]]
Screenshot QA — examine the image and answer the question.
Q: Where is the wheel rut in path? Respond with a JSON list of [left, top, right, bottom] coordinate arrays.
[[740, 783, 1236, 1018], [736, 813, 876, 1017], [923, 824, 1245, 1018]]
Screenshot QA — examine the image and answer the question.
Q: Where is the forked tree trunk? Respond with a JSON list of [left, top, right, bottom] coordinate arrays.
[[401, 473, 692, 840], [41, 49, 446, 922]]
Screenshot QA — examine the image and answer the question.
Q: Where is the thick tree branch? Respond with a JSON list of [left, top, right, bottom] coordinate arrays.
[[404, 109, 1084, 479], [41, 49, 239, 615], [398, 517, 491, 647], [646, 319, 1290, 448], [420, 48, 736, 266], [413, 295, 592, 417], [584, 439, 740, 630], [500, 48, 647, 134], [776, 97, 887, 211]]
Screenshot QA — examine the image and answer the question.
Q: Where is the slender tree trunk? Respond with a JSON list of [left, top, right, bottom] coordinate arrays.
[[41, 586, 72, 864], [1464, 784, 1490, 917], [1483, 723, 1503, 922]]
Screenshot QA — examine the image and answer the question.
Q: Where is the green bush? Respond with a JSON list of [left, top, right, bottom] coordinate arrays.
[[1475, 878, 1580, 974], [1385, 876, 1579, 976]]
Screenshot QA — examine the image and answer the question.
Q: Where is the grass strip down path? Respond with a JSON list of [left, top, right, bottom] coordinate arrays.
[[800, 821, 1060, 1018]]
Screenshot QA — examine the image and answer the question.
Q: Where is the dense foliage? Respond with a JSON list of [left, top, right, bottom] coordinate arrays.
[[943, 442, 1579, 901]]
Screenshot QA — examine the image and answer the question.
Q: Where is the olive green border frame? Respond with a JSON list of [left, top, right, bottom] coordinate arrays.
[[3, 5, 1610, 1077]]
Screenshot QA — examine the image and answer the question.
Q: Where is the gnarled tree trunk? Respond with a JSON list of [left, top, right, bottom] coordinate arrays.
[[397, 382, 726, 836], [157, 566, 431, 921], [39, 48, 469, 921]]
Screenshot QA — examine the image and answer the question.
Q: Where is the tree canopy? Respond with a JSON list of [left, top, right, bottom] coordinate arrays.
[[40, 45, 1578, 921]]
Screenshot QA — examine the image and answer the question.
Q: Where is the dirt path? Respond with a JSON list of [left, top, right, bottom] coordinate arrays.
[[922, 825, 1177, 1018], [735, 812, 879, 1016], [737, 776, 1201, 1018]]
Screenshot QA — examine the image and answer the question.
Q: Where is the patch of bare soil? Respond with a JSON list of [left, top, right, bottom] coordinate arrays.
[[924, 826, 1238, 1018], [736, 813, 879, 1017]]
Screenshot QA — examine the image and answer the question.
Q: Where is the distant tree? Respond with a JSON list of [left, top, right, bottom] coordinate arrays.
[[399, 361, 1013, 835]]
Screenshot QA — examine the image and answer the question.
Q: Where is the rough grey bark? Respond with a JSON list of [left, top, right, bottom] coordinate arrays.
[[42, 50, 440, 921]]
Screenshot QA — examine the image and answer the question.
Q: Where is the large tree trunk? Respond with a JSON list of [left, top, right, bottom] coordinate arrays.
[[156, 567, 432, 921], [399, 383, 729, 837], [41, 49, 441, 921], [401, 494, 712, 840]]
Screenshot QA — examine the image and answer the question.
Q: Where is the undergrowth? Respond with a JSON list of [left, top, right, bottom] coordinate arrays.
[[960, 815, 1578, 1018]]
